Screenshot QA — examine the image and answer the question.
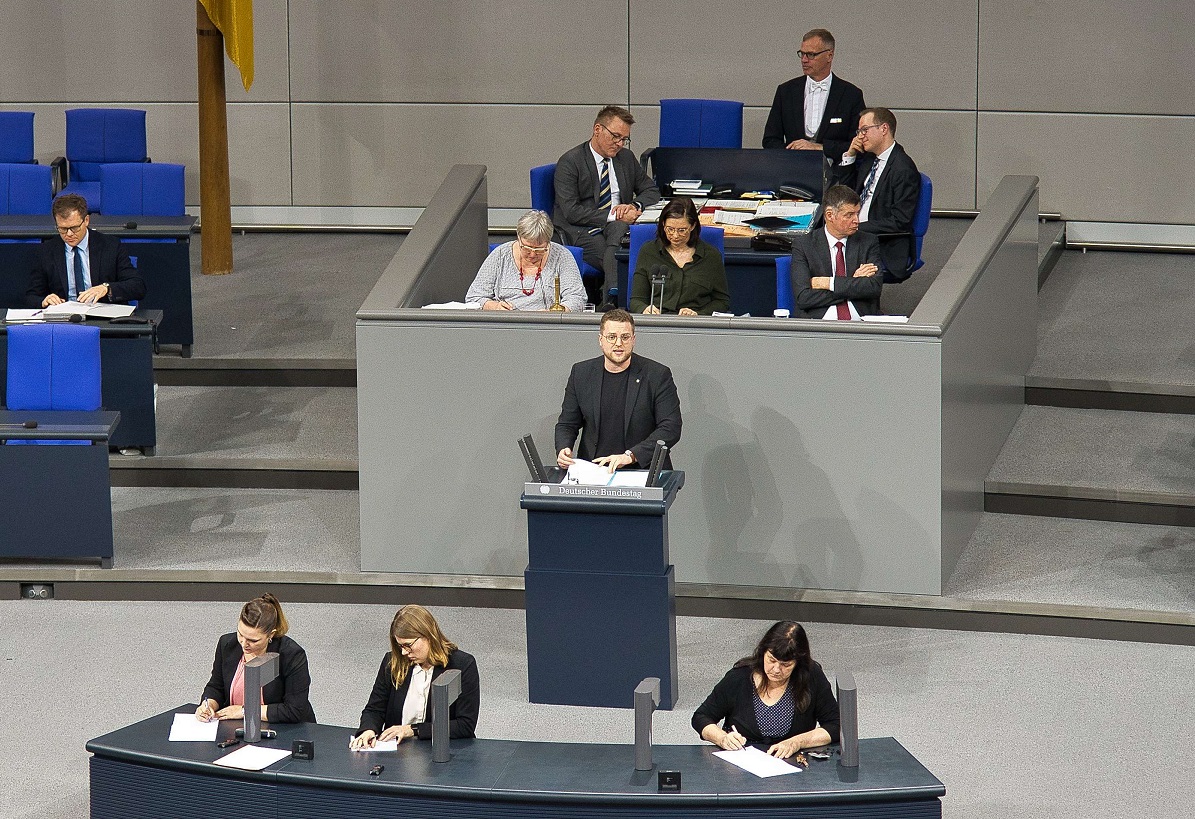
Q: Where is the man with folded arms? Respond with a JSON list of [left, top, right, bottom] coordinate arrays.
[[554, 106, 661, 310], [762, 28, 866, 161], [831, 107, 921, 279], [790, 185, 882, 320]]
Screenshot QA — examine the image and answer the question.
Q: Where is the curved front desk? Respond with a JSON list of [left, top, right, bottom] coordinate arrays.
[[88, 708, 944, 818]]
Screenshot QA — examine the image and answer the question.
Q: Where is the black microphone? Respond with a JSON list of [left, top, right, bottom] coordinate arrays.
[[0, 420, 39, 430], [649, 265, 667, 313], [124, 221, 138, 230], [69, 313, 84, 323]]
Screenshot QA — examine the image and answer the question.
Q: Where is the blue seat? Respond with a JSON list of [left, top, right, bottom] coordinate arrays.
[[659, 99, 744, 148], [0, 112, 36, 164], [530, 162, 602, 281], [5, 324, 103, 446], [58, 108, 150, 213], [99, 162, 185, 216], [626, 223, 725, 309], [0, 163, 53, 215], [882, 172, 933, 283], [776, 256, 794, 313]]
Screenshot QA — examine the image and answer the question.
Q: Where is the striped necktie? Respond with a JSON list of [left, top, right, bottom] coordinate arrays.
[[590, 159, 612, 235], [860, 159, 882, 205]]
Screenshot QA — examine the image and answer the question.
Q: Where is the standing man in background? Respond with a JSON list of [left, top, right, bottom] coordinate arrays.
[[762, 29, 866, 162], [554, 106, 661, 310]]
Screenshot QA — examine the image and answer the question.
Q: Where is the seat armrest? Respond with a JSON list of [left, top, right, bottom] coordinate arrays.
[[50, 156, 67, 194]]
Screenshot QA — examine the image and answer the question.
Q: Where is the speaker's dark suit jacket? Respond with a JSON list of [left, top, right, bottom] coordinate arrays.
[[552, 142, 661, 245], [355, 649, 480, 740], [830, 143, 921, 277], [762, 74, 866, 159], [26, 229, 145, 308], [554, 353, 681, 469], [201, 633, 317, 724], [790, 229, 883, 319]]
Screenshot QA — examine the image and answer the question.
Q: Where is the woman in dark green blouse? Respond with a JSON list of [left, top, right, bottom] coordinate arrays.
[[629, 197, 730, 316]]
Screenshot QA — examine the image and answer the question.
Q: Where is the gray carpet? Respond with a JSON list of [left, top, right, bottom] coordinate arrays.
[[1031, 248, 1195, 388], [186, 232, 403, 359], [946, 512, 1195, 612], [3, 599, 1192, 819], [987, 405, 1195, 497]]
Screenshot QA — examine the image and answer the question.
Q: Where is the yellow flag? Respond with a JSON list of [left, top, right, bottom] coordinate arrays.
[[200, 0, 255, 91]]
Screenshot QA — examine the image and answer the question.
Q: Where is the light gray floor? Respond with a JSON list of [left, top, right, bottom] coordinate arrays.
[[987, 405, 1195, 498], [3, 599, 1192, 819], [1031, 248, 1195, 387]]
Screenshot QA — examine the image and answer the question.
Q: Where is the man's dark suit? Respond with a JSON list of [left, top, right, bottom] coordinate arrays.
[[790, 229, 883, 319], [26, 229, 146, 308], [202, 633, 317, 724], [553, 142, 661, 293], [355, 649, 480, 741], [555, 353, 681, 469], [830, 143, 921, 278], [762, 75, 866, 159]]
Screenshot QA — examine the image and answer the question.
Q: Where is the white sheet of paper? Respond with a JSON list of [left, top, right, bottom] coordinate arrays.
[[756, 201, 819, 219], [5, 308, 42, 320], [41, 301, 92, 316], [563, 458, 613, 486], [607, 470, 649, 488], [861, 314, 909, 323], [713, 746, 802, 778], [350, 739, 399, 752], [213, 744, 292, 771], [168, 712, 219, 742]]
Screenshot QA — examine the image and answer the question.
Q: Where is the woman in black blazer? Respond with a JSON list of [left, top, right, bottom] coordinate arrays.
[[195, 593, 316, 724], [692, 621, 839, 759], [349, 604, 479, 748]]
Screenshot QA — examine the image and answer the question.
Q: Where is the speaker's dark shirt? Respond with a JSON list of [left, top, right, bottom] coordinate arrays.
[[594, 367, 630, 458]]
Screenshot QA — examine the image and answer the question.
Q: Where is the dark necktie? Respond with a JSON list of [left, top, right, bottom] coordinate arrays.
[[73, 246, 86, 299], [834, 241, 850, 320], [860, 159, 881, 205], [590, 159, 612, 235]]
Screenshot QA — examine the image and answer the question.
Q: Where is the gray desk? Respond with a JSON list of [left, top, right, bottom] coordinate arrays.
[[88, 707, 944, 818], [0, 215, 196, 355], [0, 410, 118, 564]]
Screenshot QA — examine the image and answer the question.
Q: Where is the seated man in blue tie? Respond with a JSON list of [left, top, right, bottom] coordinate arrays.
[[830, 107, 921, 280], [553, 106, 661, 310], [26, 193, 145, 309], [790, 185, 882, 320]]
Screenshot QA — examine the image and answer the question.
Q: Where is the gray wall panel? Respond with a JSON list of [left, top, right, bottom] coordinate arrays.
[[0, 1, 289, 103], [979, 1, 1195, 114], [288, 0, 628, 103], [358, 321, 944, 595], [629, 3, 976, 110], [976, 113, 1194, 222], [893, 111, 976, 212], [291, 104, 599, 208]]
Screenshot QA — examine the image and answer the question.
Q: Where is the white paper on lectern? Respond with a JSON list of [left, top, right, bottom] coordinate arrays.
[[168, 712, 219, 742], [350, 739, 399, 752], [564, 458, 613, 486], [213, 744, 292, 771], [608, 470, 649, 488], [5, 309, 42, 320], [713, 746, 802, 778]]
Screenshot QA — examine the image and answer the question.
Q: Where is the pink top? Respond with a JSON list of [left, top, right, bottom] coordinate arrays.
[[230, 657, 246, 706]]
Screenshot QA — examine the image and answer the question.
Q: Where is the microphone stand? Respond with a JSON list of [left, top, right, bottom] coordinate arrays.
[[649, 265, 666, 314]]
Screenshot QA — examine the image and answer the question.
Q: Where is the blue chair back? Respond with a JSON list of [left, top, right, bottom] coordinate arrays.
[[6, 324, 102, 446], [659, 99, 744, 148], [0, 163, 53, 215], [909, 172, 933, 274], [63, 108, 149, 212], [99, 162, 185, 216], [0, 112, 36, 164], [626, 224, 725, 308], [776, 256, 794, 313], [530, 163, 556, 215]]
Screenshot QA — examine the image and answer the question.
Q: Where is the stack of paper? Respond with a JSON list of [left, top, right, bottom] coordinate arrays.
[[168, 713, 219, 742], [713, 746, 803, 778], [214, 745, 292, 771]]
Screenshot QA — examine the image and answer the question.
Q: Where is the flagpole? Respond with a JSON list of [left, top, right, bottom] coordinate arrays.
[[196, 1, 234, 276]]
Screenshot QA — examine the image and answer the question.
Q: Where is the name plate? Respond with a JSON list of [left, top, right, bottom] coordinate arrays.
[[524, 482, 666, 501]]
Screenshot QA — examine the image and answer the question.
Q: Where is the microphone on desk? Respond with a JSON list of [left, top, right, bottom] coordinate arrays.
[[0, 420, 39, 430], [648, 265, 666, 314], [70, 313, 84, 323]]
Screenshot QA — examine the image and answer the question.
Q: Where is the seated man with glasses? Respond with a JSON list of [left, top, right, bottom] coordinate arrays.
[[466, 210, 586, 311], [829, 107, 921, 280], [555, 308, 681, 473], [629, 197, 730, 316], [762, 28, 865, 160], [553, 105, 661, 311], [26, 193, 146, 309]]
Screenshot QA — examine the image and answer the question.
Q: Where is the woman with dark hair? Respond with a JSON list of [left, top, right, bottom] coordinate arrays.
[[629, 196, 730, 316], [196, 593, 316, 724], [349, 604, 480, 749], [692, 621, 839, 758]]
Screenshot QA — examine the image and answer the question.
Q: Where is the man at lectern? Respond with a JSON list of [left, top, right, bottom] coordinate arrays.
[[555, 308, 681, 472]]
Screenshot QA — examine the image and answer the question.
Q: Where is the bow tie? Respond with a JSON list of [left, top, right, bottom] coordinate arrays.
[[808, 79, 830, 92]]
